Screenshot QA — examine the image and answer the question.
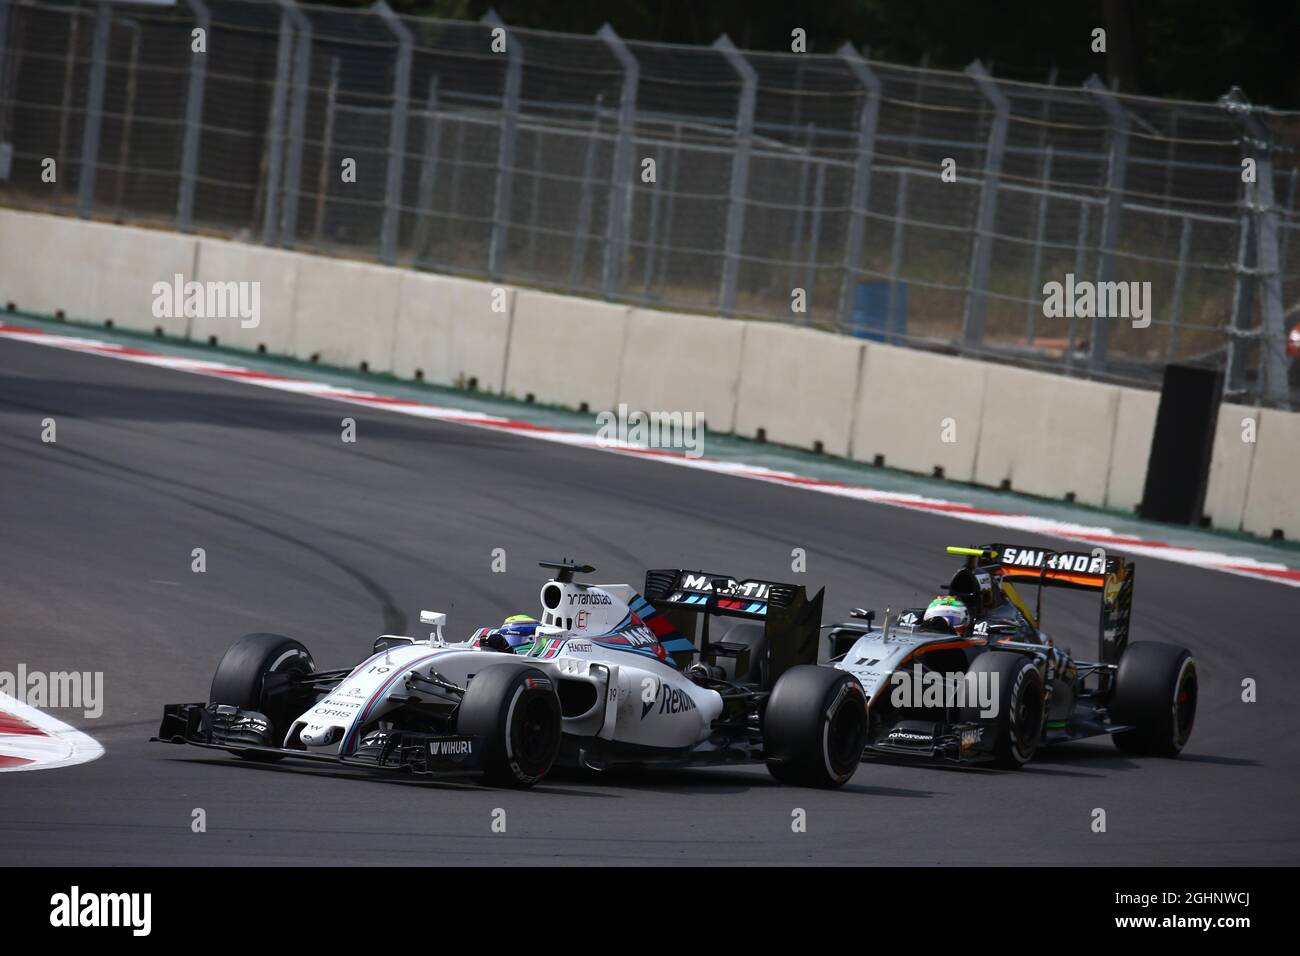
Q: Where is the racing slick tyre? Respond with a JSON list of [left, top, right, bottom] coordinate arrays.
[[962, 651, 1045, 768], [456, 662, 562, 788], [209, 632, 316, 762], [1111, 641, 1197, 757], [763, 665, 868, 788], [715, 621, 770, 688]]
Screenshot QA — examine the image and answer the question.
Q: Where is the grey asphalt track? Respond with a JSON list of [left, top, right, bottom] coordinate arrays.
[[1, 335, 1297, 866]]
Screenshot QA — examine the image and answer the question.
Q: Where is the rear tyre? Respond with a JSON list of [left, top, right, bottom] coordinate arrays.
[[962, 651, 1044, 768], [209, 632, 315, 761], [763, 665, 868, 788], [1111, 642, 1197, 757], [456, 662, 562, 788]]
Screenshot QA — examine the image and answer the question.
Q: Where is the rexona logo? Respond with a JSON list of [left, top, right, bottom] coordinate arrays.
[[1002, 547, 1106, 574], [50, 886, 151, 936], [679, 575, 770, 600], [641, 682, 698, 719]]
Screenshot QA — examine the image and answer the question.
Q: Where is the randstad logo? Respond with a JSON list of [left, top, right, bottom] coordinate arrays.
[[151, 273, 260, 329]]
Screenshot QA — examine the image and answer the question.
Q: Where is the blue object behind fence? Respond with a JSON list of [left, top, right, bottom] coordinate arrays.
[[852, 281, 907, 342]]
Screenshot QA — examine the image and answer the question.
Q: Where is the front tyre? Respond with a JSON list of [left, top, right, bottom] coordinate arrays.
[[961, 651, 1045, 768], [209, 632, 316, 761], [763, 666, 868, 788], [456, 663, 562, 788], [1111, 642, 1197, 756]]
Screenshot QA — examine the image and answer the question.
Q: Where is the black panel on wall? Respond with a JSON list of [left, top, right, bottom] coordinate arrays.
[[1139, 365, 1223, 525]]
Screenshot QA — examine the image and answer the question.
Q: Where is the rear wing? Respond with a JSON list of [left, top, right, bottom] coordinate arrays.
[[948, 544, 1134, 666], [642, 569, 823, 682]]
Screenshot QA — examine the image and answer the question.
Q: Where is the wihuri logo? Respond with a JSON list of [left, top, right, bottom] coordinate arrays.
[[595, 404, 705, 459], [1041, 273, 1151, 329], [151, 273, 260, 329], [889, 665, 999, 718], [50, 886, 151, 936], [0, 665, 103, 718]]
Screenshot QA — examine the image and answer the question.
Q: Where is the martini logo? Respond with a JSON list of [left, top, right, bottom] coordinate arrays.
[[679, 575, 770, 600]]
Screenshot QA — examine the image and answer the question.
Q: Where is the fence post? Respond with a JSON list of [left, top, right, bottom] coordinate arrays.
[[597, 24, 638, 301], [1223, 87, 1289, 409], [411, 75, 440, 262], [261, 6, 295, 244], [568, 95, 603, 291], [837, 44, 881, 332], [1166, 216, 1192, 363], [311, 57, 340, 246], [1084, 75, 1130, 376], [1025, 145, 1053, 344], [0, 0, 13, 161], [1227, 203, 1255, 399], [713, 34, 755, 318], [176, 0, 209, 233], [374, 1, 412, 265], [484, 9, 522, 282], [76, 1, 113, 219], [961, 61, 1008, 347], [279, 0, 311, 249]]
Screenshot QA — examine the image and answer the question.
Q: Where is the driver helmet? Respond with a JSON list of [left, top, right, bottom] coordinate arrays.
[[495, 614, 540, 651], [922, 596, 970, 636]]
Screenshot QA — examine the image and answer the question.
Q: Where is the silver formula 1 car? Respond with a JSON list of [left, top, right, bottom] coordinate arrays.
[[826, 543, 1198, 767], [156, 561, 868, 788]]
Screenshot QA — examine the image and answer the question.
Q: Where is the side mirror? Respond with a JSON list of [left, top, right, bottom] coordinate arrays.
[[849, 607, 875, 624], [420, 610, 446, 642]]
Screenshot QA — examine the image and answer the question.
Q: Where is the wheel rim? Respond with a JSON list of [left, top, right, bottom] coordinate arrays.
[[514, 694, 559, 772], [1172, 659, 1197, 748], [1012, 671, 1043, 760], [825, 687, 865, 775]]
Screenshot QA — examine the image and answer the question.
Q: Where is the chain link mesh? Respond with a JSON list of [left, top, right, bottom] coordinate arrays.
[[1, 0, 1296, 405]]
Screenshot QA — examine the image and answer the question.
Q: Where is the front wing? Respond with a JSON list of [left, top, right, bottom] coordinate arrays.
[[154, 703, 482, 776]]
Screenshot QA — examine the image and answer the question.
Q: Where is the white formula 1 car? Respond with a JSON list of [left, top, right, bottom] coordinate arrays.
[[156, 561, 868, 788]]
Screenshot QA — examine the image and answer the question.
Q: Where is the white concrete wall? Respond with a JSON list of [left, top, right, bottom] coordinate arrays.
[[290, 256, 402, 372], [1240, 408, 1300, 540], [733, 322, 865, 457], [616, 307, 743, 433], [972, 367, 1121, 506], [851, 343, 988, 482], [391, 273, 513, 391], [1203, 403, 1260, 532], [503, 289, 628, 411], [189, 237, 301, 355], [0, 208, 196, 336], [1104, 386, 1160, 512]]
